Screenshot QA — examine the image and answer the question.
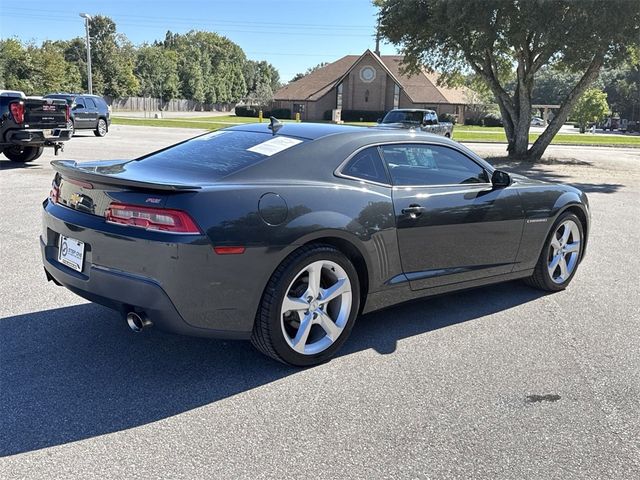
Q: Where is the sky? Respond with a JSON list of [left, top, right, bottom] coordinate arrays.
[[0, 0, 400, 82]]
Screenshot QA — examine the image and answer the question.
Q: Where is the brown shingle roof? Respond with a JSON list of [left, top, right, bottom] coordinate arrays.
[[275, 51, 468, 105], [273, 55, 359, 101]]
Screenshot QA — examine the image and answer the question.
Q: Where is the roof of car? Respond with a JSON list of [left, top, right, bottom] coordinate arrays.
[[226, 121, 363, 140], [45, 93, 104, 98], [388, 108, 436, 113], [225, 121, 456, 145]]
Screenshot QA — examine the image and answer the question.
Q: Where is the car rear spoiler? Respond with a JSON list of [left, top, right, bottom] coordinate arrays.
[[51, 160, 202, 191]]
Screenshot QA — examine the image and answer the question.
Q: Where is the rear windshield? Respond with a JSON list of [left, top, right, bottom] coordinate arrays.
[[382, 111, 423, 124], [44, 94, 74, 104], [135, 130, 305, 178]]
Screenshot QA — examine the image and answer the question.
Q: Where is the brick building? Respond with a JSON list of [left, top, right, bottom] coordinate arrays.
[[272, 49, 469, 121]]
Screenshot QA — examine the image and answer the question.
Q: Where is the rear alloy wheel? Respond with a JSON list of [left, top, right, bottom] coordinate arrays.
[[3, 145, 43, 162], [525, 212, 583, 291], [67, 119, 75, 138], [94, 118, 108, 137], [251, 245, 360, 366]]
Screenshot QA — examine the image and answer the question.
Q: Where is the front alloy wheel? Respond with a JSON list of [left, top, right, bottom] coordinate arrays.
[[525, 212, 584, 291], [251, 245, 360, 366], [547, 219, 581, 284]]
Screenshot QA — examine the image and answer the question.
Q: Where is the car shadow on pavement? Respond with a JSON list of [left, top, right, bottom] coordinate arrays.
[[490, 159, 624, 194], [0, 159, 43, 171], [0, 281, 545, 457]]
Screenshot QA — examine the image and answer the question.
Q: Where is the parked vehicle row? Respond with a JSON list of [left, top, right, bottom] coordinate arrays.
[[44, 93, 111, 138], [1, 91, 111, 163]]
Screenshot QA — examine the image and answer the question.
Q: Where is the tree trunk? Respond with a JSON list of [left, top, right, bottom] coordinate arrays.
[[526, 52, 605, 161]]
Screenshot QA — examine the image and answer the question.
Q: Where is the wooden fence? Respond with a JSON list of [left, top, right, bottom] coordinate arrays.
[[104, 96, 236, 112]]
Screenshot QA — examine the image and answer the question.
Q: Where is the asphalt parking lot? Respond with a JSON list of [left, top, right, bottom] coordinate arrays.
[[1, 126, 639, 479]]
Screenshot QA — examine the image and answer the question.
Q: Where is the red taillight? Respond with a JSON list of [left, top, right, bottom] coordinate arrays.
[[214, 246, 246, 255], [105, 203, 201, 234], [65, 104, 70, 122], [10, 101, 24, 124], [49, 181, 60, 204]]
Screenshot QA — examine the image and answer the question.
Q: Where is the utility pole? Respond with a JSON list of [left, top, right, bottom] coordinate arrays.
[[79, 13, 93, 94]]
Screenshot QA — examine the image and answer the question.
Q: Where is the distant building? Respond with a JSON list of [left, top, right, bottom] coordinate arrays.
[[273, 49, 468, 121]]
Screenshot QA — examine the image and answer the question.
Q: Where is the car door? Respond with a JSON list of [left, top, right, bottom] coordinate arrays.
[[72, 97, 88, 128], [85, 97, 99, 128], [381, 143, 525, 290]]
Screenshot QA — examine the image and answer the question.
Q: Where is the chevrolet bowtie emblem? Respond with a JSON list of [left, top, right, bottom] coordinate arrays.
[[69, 193, 82, 206]]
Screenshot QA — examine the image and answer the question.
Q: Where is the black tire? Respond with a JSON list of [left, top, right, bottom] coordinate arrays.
[[94, 118, 108, 137], [3, 145, 42, 162], [524, 212, 584, 292], [29, 146, 44, 161], [67, 119, 75, 138], [251, 244, 361, 366]]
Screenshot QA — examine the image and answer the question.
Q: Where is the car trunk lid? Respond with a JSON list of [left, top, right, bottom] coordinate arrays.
[[51, 159, 201, 217]]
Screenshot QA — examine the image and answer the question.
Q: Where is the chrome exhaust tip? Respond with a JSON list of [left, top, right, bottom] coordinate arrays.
[[126, 312, 152, 332]]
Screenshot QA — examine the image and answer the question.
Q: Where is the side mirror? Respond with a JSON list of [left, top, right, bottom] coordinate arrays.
[[491, 170, 511, 188], [73, 104, 84, 110], [377, 118, 382, 124]]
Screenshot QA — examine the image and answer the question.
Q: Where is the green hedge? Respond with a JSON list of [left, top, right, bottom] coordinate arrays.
[[235, 106, 291, 119], [438, 113, 457, 124], [271, 108, 291, 119], [465, 114, 504, 127], [340, 110, 386, 122], [235, 106, 260, 117]]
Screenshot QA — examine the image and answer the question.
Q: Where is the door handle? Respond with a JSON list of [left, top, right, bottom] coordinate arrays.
[[401, 204, 425, 217]]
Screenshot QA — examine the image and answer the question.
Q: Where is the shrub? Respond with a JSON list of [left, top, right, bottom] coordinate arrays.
[[438, 113, 457, 124], [270, 108, 291, 119], [235, 106, 258, 117], [235, 106, 275, 118], [340, 110, 385, 122], [482, 114, 504, 127]]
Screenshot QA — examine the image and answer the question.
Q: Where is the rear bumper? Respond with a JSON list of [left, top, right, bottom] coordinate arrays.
[[4, 128, 71, 147], [40, 201, 254, 339]]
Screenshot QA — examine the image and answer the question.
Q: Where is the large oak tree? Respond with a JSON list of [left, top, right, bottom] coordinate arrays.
[[376, 0, 640, 160]]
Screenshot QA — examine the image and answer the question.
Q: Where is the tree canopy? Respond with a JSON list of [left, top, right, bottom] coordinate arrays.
[[0, 16, 280, 108], [291, 62, 329, 82], [572, 88, 609, 132], [376, 0, 640, 160]]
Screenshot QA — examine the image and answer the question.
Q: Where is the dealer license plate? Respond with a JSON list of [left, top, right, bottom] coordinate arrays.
[[58, 235, 85, 272]]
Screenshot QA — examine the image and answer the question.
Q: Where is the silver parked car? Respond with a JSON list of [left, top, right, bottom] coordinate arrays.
[[378, 109, 453, 137]]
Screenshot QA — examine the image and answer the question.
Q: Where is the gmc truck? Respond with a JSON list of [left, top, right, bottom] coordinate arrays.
[[1, 91, 71, 162], [377, 108, 454, 138]]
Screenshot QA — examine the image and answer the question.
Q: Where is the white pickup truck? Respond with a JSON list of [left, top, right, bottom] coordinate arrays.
[[377, 109, 454, 138]]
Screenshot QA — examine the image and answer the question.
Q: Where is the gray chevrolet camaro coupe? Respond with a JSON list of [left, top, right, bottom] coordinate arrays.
[[41, 121, 589, 366]]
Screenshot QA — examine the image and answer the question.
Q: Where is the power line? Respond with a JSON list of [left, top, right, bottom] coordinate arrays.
[[1, 12, 374, 37], [0, 7, 373, 30]]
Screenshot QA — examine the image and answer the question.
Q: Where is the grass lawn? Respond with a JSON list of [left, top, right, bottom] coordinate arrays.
[[112, 116, 640, 147], [452, 130, 640, 147], [111, 115, 280, 129]]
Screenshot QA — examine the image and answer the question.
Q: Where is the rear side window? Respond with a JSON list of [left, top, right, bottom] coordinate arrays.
[[341, 147, 389, 184], [380, 144, 489, 186], [86, 98, 97, 109], [136, 131, 305, 178]]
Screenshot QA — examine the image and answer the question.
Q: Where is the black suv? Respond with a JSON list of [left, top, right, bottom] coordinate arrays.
[[44, 93, 111, 137]]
